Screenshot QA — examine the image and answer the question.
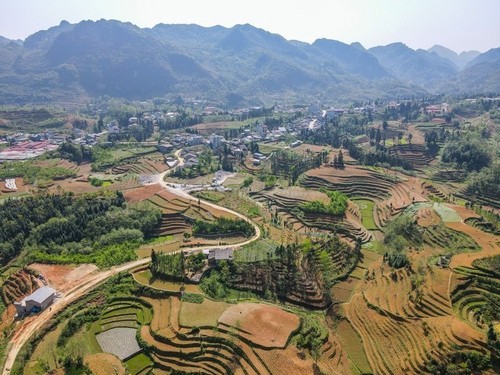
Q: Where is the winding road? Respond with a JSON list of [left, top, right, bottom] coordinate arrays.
[[2, 149, 260, 374]]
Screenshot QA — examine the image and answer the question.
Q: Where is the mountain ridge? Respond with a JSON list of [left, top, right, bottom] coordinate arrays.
[[0, 20, 498, 105]]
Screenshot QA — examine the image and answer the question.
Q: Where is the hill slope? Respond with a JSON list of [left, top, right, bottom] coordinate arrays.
[[0, 20, 498, 105]]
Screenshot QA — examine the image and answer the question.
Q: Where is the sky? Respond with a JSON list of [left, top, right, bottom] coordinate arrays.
[[0, 0, 499, 53]]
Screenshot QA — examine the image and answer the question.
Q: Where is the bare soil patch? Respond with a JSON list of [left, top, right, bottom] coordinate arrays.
[[307, 164, 372, 179], [84, 353, 126, 375], [416, 207, 441, 227], [218, 303, 299, 348], [28, 263, 98, 293], [49, 179, 99, 194], [449, 204, 481, 221], [123, 183, 164, 204]]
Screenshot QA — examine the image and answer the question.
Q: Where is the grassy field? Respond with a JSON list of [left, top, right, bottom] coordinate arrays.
[[257, 142, 288, 155], [352, 198, 378, 230], [143, 235, 174, 245], [194, 190, 225, 203], [125, 353, 153, 374], [133, 270, 201, 293], [179, 299, 230, 327], [336, 319, 372, 374], [234, 239, 278, 262], [25, 325, 64, 374], [433, 202, 461, 222]]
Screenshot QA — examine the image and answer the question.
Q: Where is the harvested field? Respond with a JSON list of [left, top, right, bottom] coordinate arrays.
[[448, 221, 499, 269], [254, 346, 314, 375], [192, 121, 243, 133], [124, 183, 164, 204], [179, 299, 230, 327], [302, 165, 397, 202], [84, 353, 126, 375], [48, 179, 100, 194], [218, 303, 300, 348], [450, 204, 482, 221], [96, 327, 141, 360], [133, 270, 200, 293], [0, 269, 39, 306], [416, 206, 441, 227], [145, 297, 171, 334]]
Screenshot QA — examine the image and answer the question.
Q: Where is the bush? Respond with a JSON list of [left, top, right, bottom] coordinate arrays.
[[192, 217, 255, 237], [299, 189, 348, 216], [442, 139, 491, 172], [181, 293, 204, 304], [151, 251, 185, 280]]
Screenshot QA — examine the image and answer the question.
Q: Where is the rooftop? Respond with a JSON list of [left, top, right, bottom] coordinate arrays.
[[22, 286, 56, 305]]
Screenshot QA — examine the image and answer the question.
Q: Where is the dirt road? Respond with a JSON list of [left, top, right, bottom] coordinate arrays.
[[3, 149, 261, 374], [2, 258, 150, 374]]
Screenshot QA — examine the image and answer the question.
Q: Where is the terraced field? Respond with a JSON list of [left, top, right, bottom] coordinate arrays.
[[389, 144, 435, 170], [141, 296, 341, 374], [0, 269, 39, 306], [251, 186, 372, 244], [94, 297, 153, 373], [301, 165, 395, 201], [451, 258, 499, 330]]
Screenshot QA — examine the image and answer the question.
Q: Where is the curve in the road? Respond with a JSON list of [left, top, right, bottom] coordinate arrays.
[[2, 150, 261, 375]]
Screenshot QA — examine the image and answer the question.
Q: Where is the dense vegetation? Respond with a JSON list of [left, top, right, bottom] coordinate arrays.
[[0, 161, 76, 183], [200, 237, 358, 308], [270, 149, 324, 184], [383, 216, 422, 268], [441, 138, 491, 172], [467, 162, 499, 199], [150, 251, 184, 281], [192, 217, 255, 237], [299, 190, 348, 216], [0, 192, 161, 267]]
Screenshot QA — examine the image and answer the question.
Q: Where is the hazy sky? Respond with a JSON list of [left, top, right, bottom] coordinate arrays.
[[0, 0, 499, 53]]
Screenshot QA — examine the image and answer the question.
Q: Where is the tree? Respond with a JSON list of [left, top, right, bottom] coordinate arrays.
[[375, 128, 381, 144], [337, 150, 344, 168]]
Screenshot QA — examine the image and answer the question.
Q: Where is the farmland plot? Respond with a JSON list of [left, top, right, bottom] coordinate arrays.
[[95, 327, 141, 360]]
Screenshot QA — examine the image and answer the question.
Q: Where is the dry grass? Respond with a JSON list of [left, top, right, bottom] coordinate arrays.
[[179, 299, 230, 327], [133, 270, 200, 293], [218, 303, 300, 348], [85, 353, 126, 375]]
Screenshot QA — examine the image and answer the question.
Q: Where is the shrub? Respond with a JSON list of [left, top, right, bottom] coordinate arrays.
[[181, 293, 204, 304]]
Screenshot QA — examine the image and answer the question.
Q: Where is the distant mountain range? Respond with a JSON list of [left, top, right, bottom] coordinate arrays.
[[0, 20, 498, 106]]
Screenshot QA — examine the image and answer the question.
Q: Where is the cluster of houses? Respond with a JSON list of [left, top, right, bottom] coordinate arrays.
[[0, 131, 64, 161]]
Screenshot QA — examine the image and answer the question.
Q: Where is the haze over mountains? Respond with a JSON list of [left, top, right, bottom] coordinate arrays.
[[0, 19, 498, 106]]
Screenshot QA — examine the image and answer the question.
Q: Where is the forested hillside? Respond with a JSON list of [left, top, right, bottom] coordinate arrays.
[[0, 192, 161, 267], [0, 20, 498, 105]]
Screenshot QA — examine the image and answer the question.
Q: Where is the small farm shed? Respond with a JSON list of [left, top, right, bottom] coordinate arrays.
[[14, 285, 56, 316], [208, 248, 234, 264]]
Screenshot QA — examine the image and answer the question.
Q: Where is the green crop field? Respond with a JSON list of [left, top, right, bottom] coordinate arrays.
[[234, 239, 278, 262], [336, 319, 372, 374], [433, 202, 461, 222], [352, 198, 378, 230], [125, 353, 153, 374]]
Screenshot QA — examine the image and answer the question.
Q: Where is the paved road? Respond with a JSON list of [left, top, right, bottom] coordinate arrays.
[[2, 148, 261, 375]]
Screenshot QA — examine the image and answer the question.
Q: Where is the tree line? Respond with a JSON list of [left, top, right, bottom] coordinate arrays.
[[192, 217, 255, 237]]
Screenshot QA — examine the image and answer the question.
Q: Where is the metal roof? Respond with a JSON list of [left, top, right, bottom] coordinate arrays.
[[24, 286, 56, 304]]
